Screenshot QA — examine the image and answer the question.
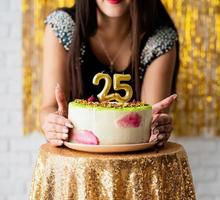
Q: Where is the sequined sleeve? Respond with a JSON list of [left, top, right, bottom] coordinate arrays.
[[140, 27, 178, 66], [45, 10, 75, 51]]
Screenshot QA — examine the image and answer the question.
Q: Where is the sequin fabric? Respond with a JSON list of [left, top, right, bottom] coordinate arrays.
[[29, 143, 196, 200], [140, 27, 178, 66], [45, 10, 177, 80], [45, 10, 75, 51], [139, 26, 177, 79]]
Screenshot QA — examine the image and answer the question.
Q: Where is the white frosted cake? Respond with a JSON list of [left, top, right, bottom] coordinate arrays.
[[68, 99, 152, 145]]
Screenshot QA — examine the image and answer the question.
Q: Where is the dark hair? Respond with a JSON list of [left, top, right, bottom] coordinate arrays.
[[66, 0, 179, 100]]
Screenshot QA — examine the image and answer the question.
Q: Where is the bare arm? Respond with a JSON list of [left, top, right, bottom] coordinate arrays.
[[40, 25, 70, 125], [141, 45, 177, 146], [141, 44, 176, 106], [40, 25, 73, 146]]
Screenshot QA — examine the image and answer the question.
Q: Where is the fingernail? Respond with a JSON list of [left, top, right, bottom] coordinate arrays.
[[154, 122, 159, 127], [62, 127, 69, 133], [65, 122, 74, 128], [154, 129, 159, 135], [157, 141, 164, 147], [63, 134, 68, 140], [59, 140, 64, 145], [56, 83, 61, 89], [173, 94, 178, 100], [158, 134, 164, 140]]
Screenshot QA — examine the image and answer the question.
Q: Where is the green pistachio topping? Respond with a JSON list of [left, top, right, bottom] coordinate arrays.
[[69, 99, 152, 111]]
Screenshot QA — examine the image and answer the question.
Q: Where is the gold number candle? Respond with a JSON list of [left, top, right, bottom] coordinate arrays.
[[92, 73, 115, 102], [113, 74, 133, 103], [92, 73, 133, 103]]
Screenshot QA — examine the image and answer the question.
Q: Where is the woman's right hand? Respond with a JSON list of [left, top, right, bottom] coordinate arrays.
[[42, 84, 74, 146]]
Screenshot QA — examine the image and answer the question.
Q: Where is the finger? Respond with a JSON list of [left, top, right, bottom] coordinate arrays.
[[156, 141, 165, 148], [47, 131, 69, 140], [55, 83, 68, 117], [47, 113, 74, 128], [149, 132, 158, 143], [152, 113, 160, 124], [155, 134, 168, 148], [151, 114, 172, 128], [152, 132, 171, 149], [150, 130, 171, 143], [153, 124, 173, 135], [157, 131, 171, 141], [152, 94, 177, 114], [157, 132, 167, 141], [49, 139, 64, 146], [45, 123, 69, 134]]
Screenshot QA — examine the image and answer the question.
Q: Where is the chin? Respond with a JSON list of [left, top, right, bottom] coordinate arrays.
[[97, 0, 130, 18], [104, 9, 129, 18]]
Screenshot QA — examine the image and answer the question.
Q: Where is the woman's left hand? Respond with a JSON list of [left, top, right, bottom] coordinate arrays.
[[149, 94, 177, 147]]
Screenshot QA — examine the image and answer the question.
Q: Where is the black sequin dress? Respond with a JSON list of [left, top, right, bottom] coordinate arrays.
[[45, 10, 178, 100]]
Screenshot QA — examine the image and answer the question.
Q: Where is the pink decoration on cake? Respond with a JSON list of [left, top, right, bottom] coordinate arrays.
[[117, 113, 142, 128], [87, 95, 97, 102], [70, 130, 100, 145]]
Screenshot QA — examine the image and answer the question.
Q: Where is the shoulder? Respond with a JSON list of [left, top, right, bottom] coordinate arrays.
[[140, 26, 178, 66], [45, 10, 75, 51]]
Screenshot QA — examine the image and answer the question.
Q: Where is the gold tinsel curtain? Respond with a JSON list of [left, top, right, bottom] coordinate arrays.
[[22, 0, 220, 136]]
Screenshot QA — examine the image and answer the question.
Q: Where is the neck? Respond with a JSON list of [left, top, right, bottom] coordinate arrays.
[[96, 10, 131, 40]]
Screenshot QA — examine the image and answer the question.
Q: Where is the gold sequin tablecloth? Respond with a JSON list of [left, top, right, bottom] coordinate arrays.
[[29, 142, 196, 200]]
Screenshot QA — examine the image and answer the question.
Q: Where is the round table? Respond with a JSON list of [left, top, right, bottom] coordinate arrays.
[[29, 142, 196, 200]]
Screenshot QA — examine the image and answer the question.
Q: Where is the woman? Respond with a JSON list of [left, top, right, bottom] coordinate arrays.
[[41, 0, 179, 147]]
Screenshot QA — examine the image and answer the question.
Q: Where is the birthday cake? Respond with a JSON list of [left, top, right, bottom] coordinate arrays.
[[68, 99, 152, 145]]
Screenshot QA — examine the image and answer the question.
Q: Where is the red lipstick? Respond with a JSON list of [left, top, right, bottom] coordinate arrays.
[[107, 0, 122, 5]]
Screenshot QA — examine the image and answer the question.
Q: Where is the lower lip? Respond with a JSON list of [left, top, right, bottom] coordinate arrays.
[[107, 0, 122, 5]]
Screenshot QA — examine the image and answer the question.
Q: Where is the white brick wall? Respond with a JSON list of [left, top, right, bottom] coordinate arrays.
[[0, 0, 45, 200], [0, 0, 220, 199]]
